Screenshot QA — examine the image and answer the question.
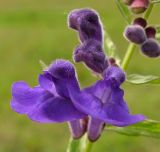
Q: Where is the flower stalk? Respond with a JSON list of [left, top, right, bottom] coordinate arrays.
[[121, 43, 136, 70], [66, 137, 80, 152], [80, 134, 93, 152]]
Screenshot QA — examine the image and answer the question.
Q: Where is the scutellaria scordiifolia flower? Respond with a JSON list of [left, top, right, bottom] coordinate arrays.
[[51, 60, 146, 141], [11, 60, 87, 139], [68, 9, 108, 74], [11, 8, 147, 142]]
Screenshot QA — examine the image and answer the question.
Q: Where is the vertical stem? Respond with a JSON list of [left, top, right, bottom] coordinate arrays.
[[66, 137, 80, 152], [144, 3, 154, 20], [84, 140, 93, 152], [79, 134, 93, 152], [121, 43, 136, 70]]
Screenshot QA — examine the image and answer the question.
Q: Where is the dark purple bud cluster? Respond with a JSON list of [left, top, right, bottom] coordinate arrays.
[[124, 18, 160, 58], [123, 0, 150, 14], [68, 9, 108, 73]]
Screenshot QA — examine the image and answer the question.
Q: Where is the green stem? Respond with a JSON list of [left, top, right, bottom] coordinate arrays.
[[66, 137, 80, 152], [144, 3, 154, 20], [121, 2, 154, 70], [121, 43, 136, 70], [84, 140, 93, 152], [79, 134, 93, 152]]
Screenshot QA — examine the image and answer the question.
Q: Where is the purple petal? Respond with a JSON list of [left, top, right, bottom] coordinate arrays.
[[29, 95, 86, 123], [102, 87, 146, 126], [39, 72, 58, 95], [11, 81, 85, 123], [11, 81, 44, 114], [69, 81, 146, 126], [48, 61, 145, 126], [67, 68, 145, 126], [47, 60, 77, 98]]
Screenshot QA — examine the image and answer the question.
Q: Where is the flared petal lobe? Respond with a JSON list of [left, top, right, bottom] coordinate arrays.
[[11, 78, 85, 123], [11, 82, 44, 114]]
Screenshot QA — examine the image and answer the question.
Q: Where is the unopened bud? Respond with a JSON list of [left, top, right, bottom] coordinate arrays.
[[74, 39, 108, 73], [141, 38, 160, 58], [145, 26, 156, 38], [130, 0, 149, 14], [68, 9, 103, 43], [124, 25, 147, 44], [133, 17, 147, 28]]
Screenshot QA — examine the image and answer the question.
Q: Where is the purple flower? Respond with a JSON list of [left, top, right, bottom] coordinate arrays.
[[51, 60, 146, 141], [11, 60, 87, 139], [68, 8, 103, 44]]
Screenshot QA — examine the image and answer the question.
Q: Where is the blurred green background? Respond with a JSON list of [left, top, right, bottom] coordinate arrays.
[[0, 0, 160, 151]]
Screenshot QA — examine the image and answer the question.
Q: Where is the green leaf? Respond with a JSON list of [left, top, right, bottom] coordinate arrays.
[[39, 60, 48, 70], [127, 74, 160, 85], [105, 32, 121, 65], [66, 137, 80, 152], [107, 120, 160, 138], [114, 0, 131, 24]]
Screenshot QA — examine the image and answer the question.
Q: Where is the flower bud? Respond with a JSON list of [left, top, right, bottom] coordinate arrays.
[[141, 38, 160, 58], [133, 17, 147, 28], [68, 9, 103, 43], [124, 25, 147, 44], [130, 0, 149, 14], [123, 0, 133, 5], [74, 39, 108, 73], [145, 26, 156, 38]]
